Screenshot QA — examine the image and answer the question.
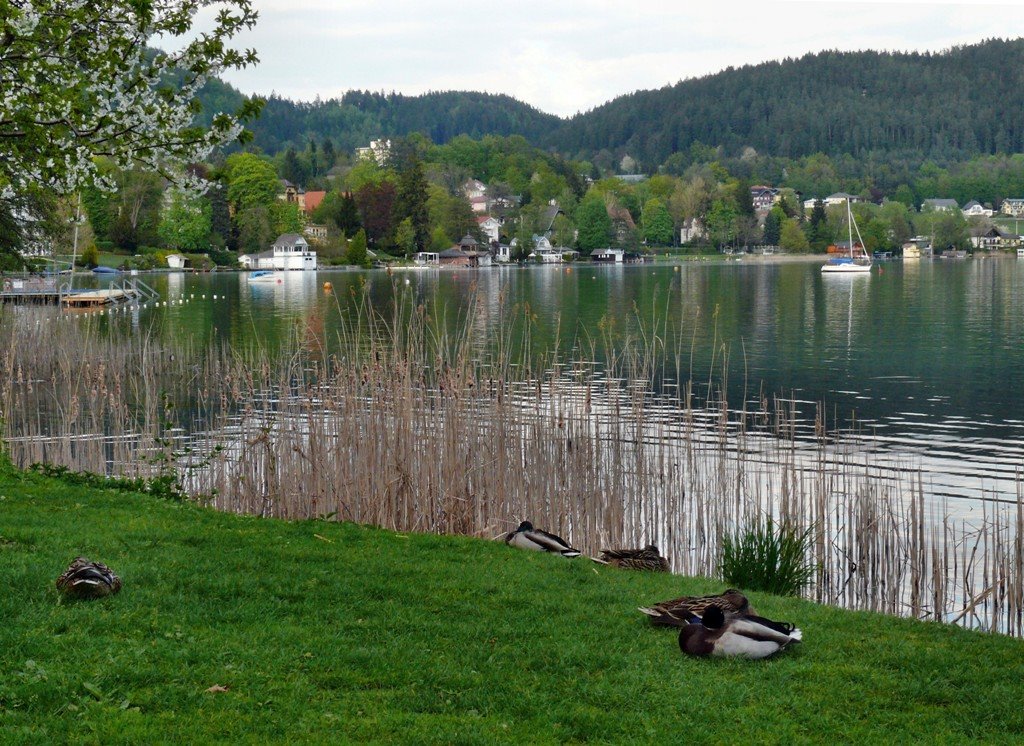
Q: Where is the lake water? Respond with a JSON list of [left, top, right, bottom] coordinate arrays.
[[65, 256, 1024, 506]]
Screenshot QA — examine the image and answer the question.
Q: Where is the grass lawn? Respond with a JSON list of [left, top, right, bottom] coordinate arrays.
[[2, 462, 1022, 743]]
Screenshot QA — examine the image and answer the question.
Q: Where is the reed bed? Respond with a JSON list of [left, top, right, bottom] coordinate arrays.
[[1, 290, 1022, 636]]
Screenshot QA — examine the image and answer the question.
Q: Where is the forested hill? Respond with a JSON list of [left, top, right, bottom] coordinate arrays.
[[197, 83, 562, 154], [200, 38, 1024, 168], [547, 38, 1024, 168]]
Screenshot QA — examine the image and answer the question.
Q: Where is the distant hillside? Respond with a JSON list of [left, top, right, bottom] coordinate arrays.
[[197, 85, 562, 155], [198, 38, 1024, 169], [547, 38, 1024, 167]]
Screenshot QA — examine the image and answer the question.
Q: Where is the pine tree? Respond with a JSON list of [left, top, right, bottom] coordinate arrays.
[[394, 157, 430, 252], [346, 228, 371, 268], [763, 206, 784, 246]]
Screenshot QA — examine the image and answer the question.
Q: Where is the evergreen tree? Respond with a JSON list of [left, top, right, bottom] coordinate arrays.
[[322, 138, 336, 172], [763, 206, 784, 245], [394, 156, 430, 251], [345, 228, 371, 268], [281, 146, 306, 185], [807, 199, 830, 252], [208, 183, 235, 250]]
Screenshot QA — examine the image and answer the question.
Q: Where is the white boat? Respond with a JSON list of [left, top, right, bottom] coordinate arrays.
[[247, 270, 283, 284], [822, 198, 872, 274]]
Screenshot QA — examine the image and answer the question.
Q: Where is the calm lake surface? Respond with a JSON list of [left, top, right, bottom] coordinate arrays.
[[70, 256, 1024, 506]]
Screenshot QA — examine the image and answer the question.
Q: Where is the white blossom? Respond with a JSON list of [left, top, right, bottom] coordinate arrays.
[[0, 0, 258, 204]]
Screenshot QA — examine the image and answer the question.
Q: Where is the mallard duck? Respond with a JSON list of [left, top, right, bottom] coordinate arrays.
[[504, 521, 581, 557], [597, 544, 669, 571], [55, 557, 122, 599], [638, 588, 753, 626], [678, 605, 802, 659]]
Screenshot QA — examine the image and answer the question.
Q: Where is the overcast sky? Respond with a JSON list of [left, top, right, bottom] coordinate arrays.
[[208, 1, 1023, 117]]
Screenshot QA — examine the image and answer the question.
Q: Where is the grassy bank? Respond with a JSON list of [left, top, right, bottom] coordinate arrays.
[[2, 465, 1023, 744]]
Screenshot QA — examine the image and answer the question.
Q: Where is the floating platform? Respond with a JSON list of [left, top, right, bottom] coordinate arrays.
[[64, 288, 141, 308]]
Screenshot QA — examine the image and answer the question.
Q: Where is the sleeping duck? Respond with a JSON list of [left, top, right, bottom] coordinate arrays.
[[597, 544, 670, 572], [678, 605, 802, 659], [504, 521, 581, 557], [638, 588, 753, 626], [56, 557, 122, 600]]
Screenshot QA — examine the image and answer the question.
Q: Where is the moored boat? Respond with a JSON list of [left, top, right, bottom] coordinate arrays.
[[247, 270, 283, 284], [822, 198, 872, 274]]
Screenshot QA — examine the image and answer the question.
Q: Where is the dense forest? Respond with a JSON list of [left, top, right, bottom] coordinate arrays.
[[548, 39, 1024, 168], [197, 85, 562, 156], [198, 38, 1024, 173]]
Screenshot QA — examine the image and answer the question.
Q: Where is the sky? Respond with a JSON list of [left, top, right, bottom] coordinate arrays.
[[205, 0, 1024, 118]]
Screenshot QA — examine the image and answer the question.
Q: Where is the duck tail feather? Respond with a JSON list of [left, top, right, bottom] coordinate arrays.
[[638, 607, 695, 627], [560, 549, 581, 558]]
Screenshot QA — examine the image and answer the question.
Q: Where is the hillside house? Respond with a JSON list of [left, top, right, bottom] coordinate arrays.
[[922, 198, 959, 212], [680, 217, 706, 244], [477, 215, 503, 243], [962, 201, 993, 217], [462, 179, 487, 200], [1001, 198, 1024, 217], [607, 203, 636, 246], [356, 139, 390, 165], [304, 224, 328, 242], [750, 186, 779, 212], [819, 192, 860, 206]]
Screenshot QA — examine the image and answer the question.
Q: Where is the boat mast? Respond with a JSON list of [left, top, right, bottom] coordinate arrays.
[[847, 198, 854, 258]]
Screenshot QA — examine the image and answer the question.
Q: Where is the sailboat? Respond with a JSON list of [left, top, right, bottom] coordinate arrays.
[[822, 198, 872, 274]]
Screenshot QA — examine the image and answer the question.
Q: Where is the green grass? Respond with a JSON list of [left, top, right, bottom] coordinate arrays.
[[2, 463, 1022, 744]]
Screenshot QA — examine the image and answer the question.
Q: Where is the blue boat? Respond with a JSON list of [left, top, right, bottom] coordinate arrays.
[[92, 265, 121, 275]]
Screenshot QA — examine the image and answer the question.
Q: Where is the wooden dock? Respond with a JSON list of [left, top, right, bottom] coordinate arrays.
[[1, 279, 143, 307]]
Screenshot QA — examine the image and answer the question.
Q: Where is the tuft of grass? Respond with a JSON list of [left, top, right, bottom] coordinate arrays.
[[721, 518, 815, 596], [1, 467, 1023, 743]]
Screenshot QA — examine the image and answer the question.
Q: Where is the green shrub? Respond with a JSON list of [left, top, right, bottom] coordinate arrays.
[[721, 518, 815, 596]]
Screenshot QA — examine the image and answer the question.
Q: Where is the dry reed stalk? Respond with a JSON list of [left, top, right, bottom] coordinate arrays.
[[1, 291, 1022, 636]]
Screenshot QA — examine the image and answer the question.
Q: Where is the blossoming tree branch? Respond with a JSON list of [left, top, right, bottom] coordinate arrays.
[[0, 0, 261, 203]]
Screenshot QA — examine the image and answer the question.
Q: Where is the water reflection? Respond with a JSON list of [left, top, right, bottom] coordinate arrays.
[[21, 258, 1024, 504]]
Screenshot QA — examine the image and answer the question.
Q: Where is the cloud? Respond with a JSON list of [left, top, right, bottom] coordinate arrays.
[[212, 1, 1023, 116]]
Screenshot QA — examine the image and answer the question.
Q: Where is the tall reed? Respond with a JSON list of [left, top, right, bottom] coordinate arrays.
[[1, 287, 1022, 636]]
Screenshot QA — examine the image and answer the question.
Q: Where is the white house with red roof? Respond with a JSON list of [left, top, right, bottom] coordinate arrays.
[[477, 215, 502, 243]]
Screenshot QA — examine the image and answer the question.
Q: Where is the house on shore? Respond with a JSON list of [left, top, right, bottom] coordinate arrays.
[[438, 235, 492, 268], [239, 233, 317, 270], [970, 226, 1021, 251], [166, 254, 186, 270], [591, 248, 624, 263]]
